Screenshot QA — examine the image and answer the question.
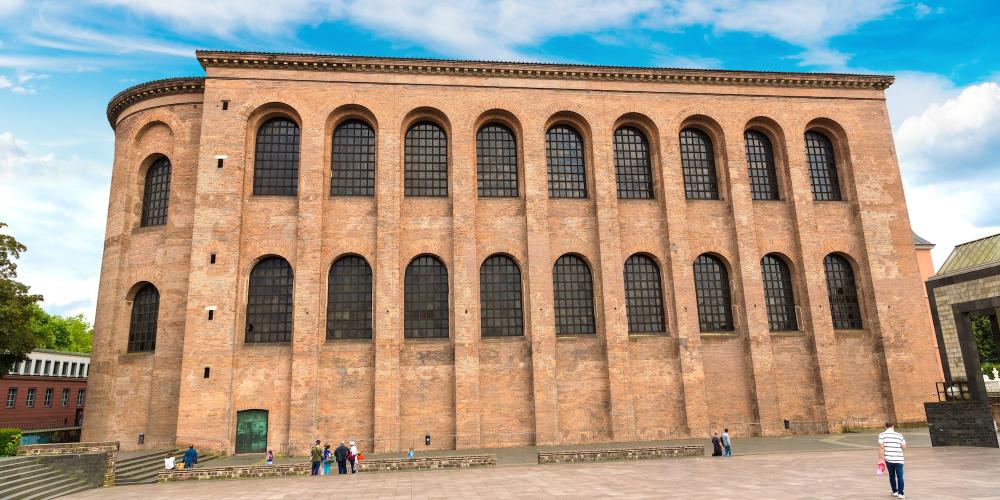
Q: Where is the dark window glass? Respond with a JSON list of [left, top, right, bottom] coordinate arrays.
[[404, 121, 448, 197], [127, 284, 159, 352], [43, 388, 52, 407], [614, 127, 654, 199], [6, 388, 16, 408], [546, 125, 587, 198], [624, 254, 666, 333], [77, 389, 85, 407], [805, 131, 842, 201], [327, 255, 373, 340], [693, 254, 733, 332], [141, 156, 171, 226], [824, 254, 862, 329], [331, 119, 376, 196], [761, 254, 798, 331], [404, 255, 449, 338], [245, 257, 294, 343], [480, 254, 524, 337], [744, 130, 780, 200], [61, 388, 69, 407], [680, 128, 719, 200], [553, 254, 596, 335], [476, 124, 519, 197], [253, 117, 300, 196], [26, 388, 35, 408]]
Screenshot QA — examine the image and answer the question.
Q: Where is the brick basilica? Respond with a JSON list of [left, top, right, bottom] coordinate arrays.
[[82, 50, 940, 455]]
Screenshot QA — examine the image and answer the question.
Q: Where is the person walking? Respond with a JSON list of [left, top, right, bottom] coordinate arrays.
[[322, 444, 332, 476], [183, 445, 198, 469], [334, 441, 350, 475], [310, 439, 323, 476], [711, 431, 723, 457], [879, 422, 907, 498], [722, 428, 733, 456], [349, 441, 360, 474]]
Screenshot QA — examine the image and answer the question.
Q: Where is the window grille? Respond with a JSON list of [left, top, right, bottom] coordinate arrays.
[[6, 388, 15, 408], [553, 254, 596, 335], [127, 284, 159, 352], [693, 254, 733, 331], [477, 124, 519, 197], [331, 119, 376, 196], [624, 254, 666, 333], [614, 127, 654, 199], [404, 121, 448, 197], [26, 388, 35, 408], [327, 255, 373, 340], [805, 131, 842, 201], [141, 156, 171, 226], [761, 255, 798, 331], [43, 388, 52, 407], [77, 389, 85, 407], [404, 255, 449, 338], [480, 254, 524, 337], [744, 130, 780, 200], [253, 117, 300, 196], [546, 125, 587, 198], [245, 257, 294, 343], [824, 254, 862, 329], [61, 388, 69, 407], [680, 128, 720, 200]]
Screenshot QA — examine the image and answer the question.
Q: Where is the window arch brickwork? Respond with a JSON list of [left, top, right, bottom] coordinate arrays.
[[476, 124, 519, 197], [404, 255, 449, 338], [805, 131, 842, 201], [331, 119, 376, 196], [693, 254, 733, 332], [553, 254, 596, 335], [245, 257, 294, 343], [253, 117, 300, 196], [760, 254, 798, 331], [623, 254, 666, 333], [127, 284, 159, 352], [744, 130, 780, 200], [141, 156, 171, 227], [824, 254, 862, 329], [680, 128, 719, 200], [546, 125, 587, 198], [404, 121, 448, 197], [327, 255, 373, 340], [614, 127, 654, 199], [480, 254, 524, 337]]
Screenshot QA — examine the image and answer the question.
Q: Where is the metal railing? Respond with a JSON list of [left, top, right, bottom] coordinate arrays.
[[936, 381, 972, 401]]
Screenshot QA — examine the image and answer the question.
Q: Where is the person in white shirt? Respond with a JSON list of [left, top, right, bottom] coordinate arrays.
[[163, 453, 175, 470], [878, 422, 907, 498]]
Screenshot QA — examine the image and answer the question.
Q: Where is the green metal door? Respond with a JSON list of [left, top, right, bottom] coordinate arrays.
[[235, 410, 268, 454]]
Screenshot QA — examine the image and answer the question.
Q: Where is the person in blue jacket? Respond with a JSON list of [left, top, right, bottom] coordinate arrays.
[[183, 445, 198, 469]]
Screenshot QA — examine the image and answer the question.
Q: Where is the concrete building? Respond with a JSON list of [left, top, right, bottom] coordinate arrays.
[[83, 51, 940, 455], [3, 350, 90, 441]]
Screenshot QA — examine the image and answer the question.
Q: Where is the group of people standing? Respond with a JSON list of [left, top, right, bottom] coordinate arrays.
[[310, 439, 362, 476], [710, 429, 733, 457]]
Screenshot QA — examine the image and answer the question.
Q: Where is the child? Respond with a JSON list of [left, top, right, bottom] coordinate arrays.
[[407, 448, 415, 460], [265, 450, 273, 465], [323, 444, 332, 476]]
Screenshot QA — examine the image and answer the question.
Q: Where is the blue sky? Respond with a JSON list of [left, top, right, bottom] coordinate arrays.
[[1, 0, 999, 322]]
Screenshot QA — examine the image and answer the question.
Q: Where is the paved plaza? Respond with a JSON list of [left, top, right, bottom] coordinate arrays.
[[71, 444, 1000, 499]]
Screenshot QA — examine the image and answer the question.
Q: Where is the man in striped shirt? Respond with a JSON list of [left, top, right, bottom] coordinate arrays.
[[878, 422, 907, 498]]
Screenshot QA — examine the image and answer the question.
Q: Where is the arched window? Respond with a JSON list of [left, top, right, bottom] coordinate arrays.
[[546, 125, 587, 198], [331, 119, 376, 196], [404, 255, 449, 338], [824, 254, 862, 329], [127, 284, 159, 352], [693, 254, 733, 332], [744, 130, 779, 200], [245, 257, 294, 343], [760, 254, 797, 331], [805, 131, 842, 201], [680, 128, 719, 200], [479, 254, 523, 337], [477, 124, 518, 197], [614, 127, 654, 199], [552, 254, 596, 335], [327, 255, 373, 340], [404, 121, 448, 197], [253, 117, 300, 196], [141, 156, 171, 227], [623, 254, 665, 333]]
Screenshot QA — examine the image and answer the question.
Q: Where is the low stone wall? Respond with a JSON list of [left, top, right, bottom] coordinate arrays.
[[925, 401, 1000, 447], [17, 441, 119, 486], [159, 455, 497, 482], [537, 446, 703, 464]]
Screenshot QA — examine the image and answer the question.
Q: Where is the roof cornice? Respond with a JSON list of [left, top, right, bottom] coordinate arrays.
[[195, 50, 894, 91], [106, 77, 205, 127]]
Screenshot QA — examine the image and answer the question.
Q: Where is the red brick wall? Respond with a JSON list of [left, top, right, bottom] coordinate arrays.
[[1, 377, 87, 430]]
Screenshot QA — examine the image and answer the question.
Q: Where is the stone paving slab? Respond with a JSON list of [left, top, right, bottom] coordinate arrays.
[[70, 446, 1000, 499]]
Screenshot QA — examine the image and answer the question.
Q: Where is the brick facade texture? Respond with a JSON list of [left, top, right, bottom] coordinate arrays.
[[82, 52, 940, 456]]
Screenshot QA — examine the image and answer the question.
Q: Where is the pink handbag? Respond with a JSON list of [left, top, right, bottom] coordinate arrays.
[[876, 462, 886, 475]]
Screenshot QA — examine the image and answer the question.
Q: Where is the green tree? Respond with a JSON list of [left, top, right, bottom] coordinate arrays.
[[972, 315, 999, 366], [30, 304, 93, 353], [0, 222, 44, 377]]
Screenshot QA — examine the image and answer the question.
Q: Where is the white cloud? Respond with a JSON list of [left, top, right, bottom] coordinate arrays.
[[94, 0, 329, 38], [0, 75, 10, 88], [0, 0, 22, 17]]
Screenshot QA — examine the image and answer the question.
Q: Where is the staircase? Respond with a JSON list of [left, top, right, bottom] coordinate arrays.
[[0, 456, 94, 499], [115, 449, 216, 485]]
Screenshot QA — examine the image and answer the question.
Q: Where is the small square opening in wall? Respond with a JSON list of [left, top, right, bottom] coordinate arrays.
[[208, 310, 214, 320], [217, 158, 224, 168], [203, 367, 210, 378], [222, 100, 229, 111], [210, 253, 217, 264]]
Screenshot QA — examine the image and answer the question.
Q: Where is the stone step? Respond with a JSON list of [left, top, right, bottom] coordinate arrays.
[[0, 467, 63, 495], [0, 457, 41, 472], [23, 477, 93, 500], [47, 482, 95, 500], [5, 472, 84, 500], [0, 461, 47, 479]]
